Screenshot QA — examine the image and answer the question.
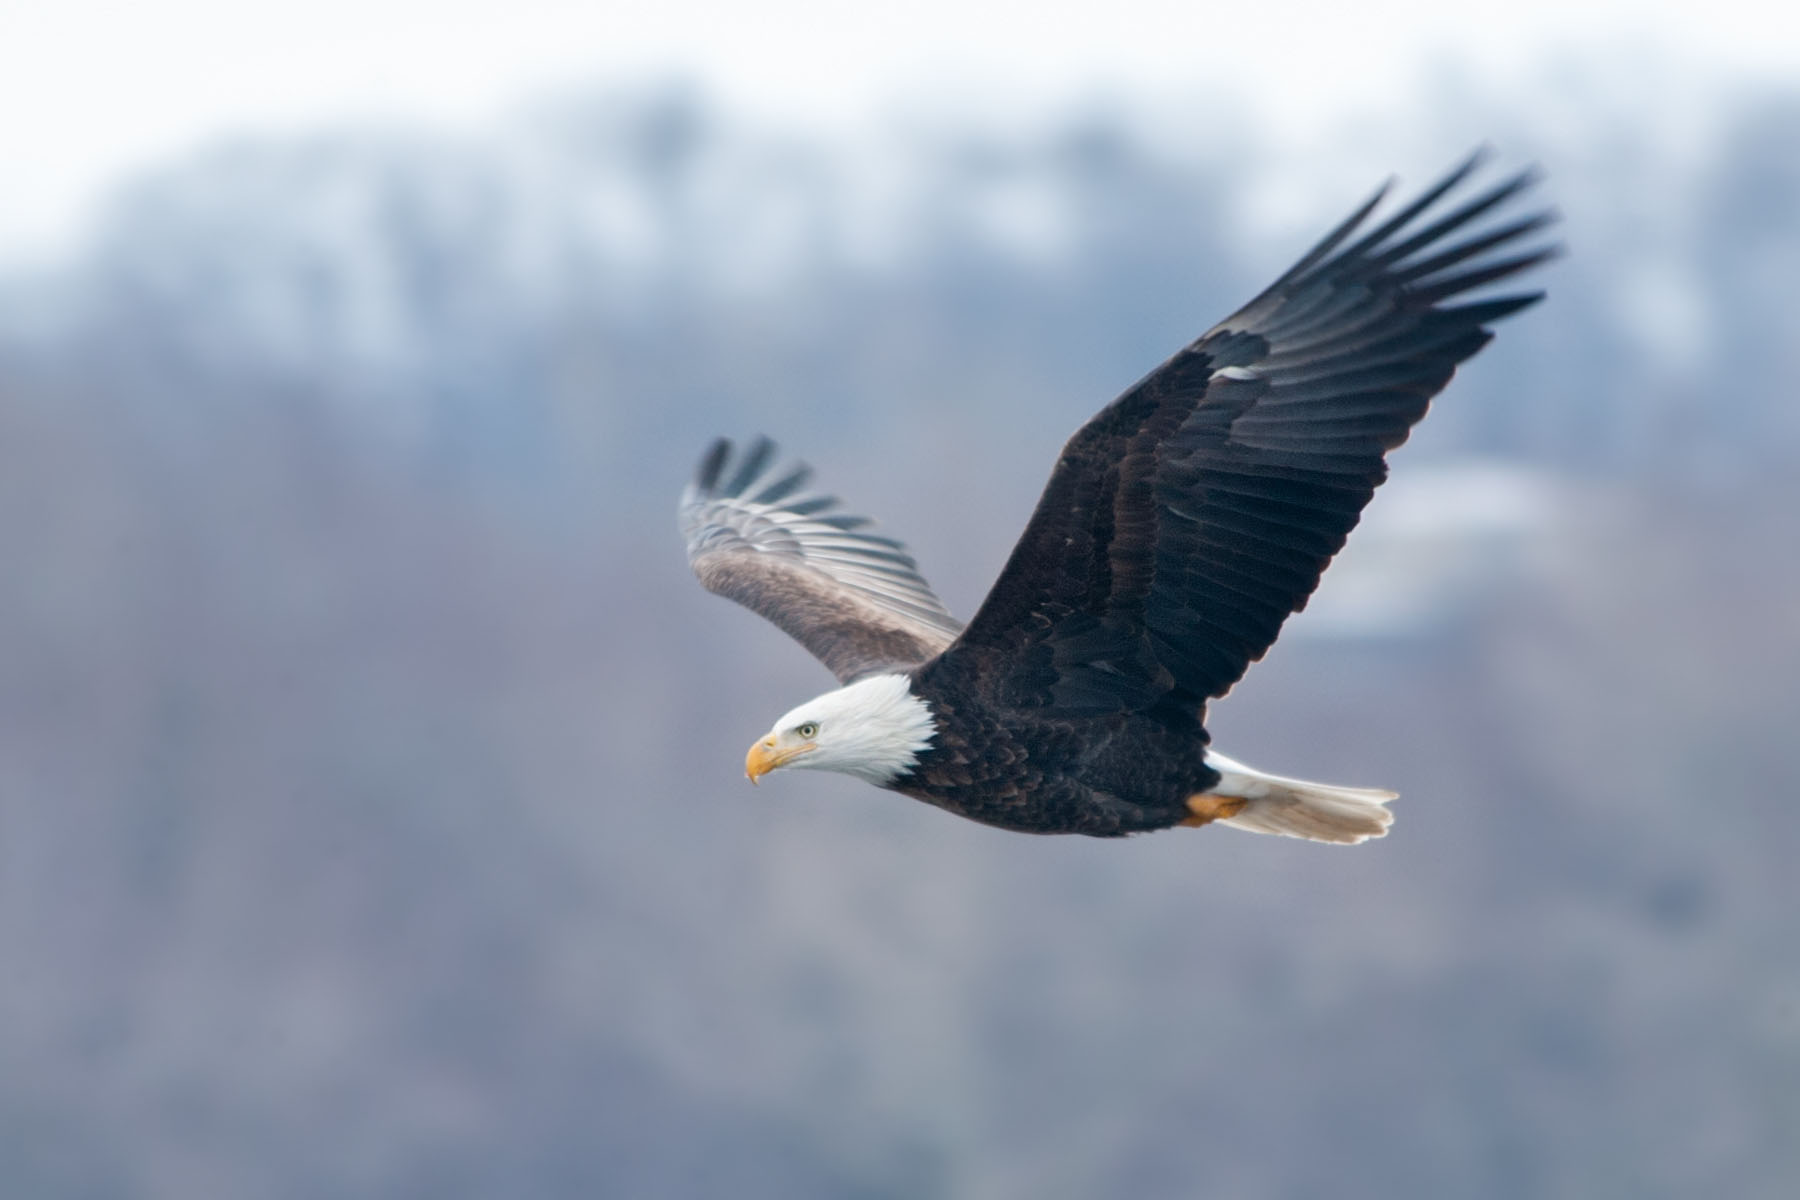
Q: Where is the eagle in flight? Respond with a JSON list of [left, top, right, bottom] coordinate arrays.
[[680, 152, 1555, 841]]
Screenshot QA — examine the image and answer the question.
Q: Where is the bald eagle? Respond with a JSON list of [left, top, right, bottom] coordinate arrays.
[[680, 153, 1555, 841]]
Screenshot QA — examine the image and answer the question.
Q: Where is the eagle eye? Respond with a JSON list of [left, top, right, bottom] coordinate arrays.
[[795, 722, 819, 739]]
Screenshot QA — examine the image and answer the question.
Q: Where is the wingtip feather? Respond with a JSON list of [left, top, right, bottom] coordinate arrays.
[[695, 437, 732, 492]]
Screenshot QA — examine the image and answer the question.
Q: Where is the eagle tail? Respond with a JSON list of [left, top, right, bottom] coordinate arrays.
[[1201, 751, 1396, 845]]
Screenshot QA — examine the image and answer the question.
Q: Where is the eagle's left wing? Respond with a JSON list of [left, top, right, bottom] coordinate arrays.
[[925, 152, 1556, 718], [681, 437, 964, 683]]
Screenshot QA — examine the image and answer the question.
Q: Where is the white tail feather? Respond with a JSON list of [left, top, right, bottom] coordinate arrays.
[[1203, 751, 1396, 845]]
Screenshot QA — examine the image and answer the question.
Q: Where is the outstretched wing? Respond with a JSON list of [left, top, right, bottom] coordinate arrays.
[[680, 437, 964, 683], [926, 151, 1557, 717]]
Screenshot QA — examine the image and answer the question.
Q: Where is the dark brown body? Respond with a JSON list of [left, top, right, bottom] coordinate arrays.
[[891, 671, 1223, 836]]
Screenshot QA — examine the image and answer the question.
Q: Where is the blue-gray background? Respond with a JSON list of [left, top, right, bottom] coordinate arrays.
[[2, 75, 1796, 1199]]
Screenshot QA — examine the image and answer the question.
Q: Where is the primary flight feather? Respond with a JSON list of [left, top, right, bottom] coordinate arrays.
[[679, 152, 1556, 841]]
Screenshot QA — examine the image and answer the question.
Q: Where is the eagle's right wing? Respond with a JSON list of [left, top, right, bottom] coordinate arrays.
[[680, 438, 964, 683]]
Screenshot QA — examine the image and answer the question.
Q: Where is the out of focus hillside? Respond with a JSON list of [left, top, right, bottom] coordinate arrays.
[[1, 86, 1796, 1199]]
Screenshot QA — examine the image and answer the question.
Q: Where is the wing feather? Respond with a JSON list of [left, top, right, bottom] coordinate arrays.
[[924, 155, 1557, 716], [680, 438, 963, 682]]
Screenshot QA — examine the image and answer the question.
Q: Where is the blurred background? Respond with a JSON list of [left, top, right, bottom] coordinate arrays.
[[2, 2, 1797, 1196]]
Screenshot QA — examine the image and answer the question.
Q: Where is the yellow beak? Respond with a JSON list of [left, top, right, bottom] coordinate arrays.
[[745, 736, 813, 783]]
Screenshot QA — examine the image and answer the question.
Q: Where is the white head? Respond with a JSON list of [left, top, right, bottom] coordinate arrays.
[[744, 673, 936, 787]]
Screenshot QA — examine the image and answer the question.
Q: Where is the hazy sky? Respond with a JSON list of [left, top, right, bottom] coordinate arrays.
[[3, 0, 1795, 263]]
